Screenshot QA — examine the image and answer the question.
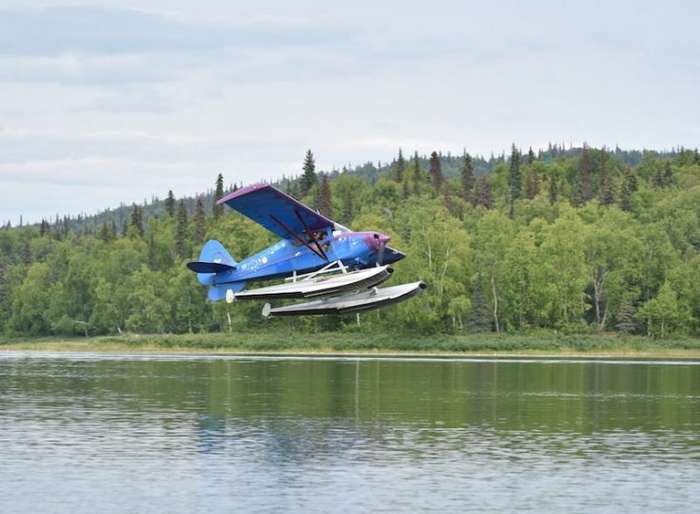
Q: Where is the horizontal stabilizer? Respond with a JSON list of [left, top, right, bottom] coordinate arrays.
[[186, 261, 236, 274]]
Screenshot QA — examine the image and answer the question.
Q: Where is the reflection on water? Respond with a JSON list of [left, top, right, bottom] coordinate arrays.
[[1, 353, 699, 513]]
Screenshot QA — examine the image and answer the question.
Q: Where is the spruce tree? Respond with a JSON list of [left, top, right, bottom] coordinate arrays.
[[527, 147, 536, 165], [442, 183, 454, 214], [110, 220, 117, 239], [99, 222, 112, 242], [300, 150, 317, 197], [318, 174, 333, 218], [478, 176, 493, 209], [429, 151, 443, 192], [402, 176, 410, 199], [598, 163, 616, 206], [213, 173, 225, 219], [571, 180, 584, 207], [412, 151, 421, 195], [130, 204, 144, 236], [165, 190, 175, 217], [579, 145, 593, 202], [395, 148, 405, 182], [147, 231, 158, 270], [616, 301, 639, 334], [548, 174, 558, 205], [461, 152, 474, 204], [620, 168, 638, 212], [175, 200, 188, 259], [663, 161, 674, 187], [193, 197, 206, 245], [526, 170, 540, 200], [21, 239, 32, 265], [508, 145, 521, 216], [469, 278, 492, 332]]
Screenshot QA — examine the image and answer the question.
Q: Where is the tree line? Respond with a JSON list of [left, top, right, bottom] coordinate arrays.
[[1, 145, 699, 338]]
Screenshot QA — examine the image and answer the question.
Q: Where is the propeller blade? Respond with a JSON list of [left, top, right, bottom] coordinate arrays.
[[378, 242, 385, 265]]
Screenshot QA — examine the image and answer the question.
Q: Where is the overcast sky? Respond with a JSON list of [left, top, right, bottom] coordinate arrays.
[[1, 0, 699, 224]]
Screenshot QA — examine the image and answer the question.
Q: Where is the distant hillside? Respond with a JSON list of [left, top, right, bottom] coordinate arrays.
[[11, 144, 683, 236]]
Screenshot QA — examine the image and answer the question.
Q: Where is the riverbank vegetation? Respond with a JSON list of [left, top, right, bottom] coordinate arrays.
[[1, 145, 699, 340], [3, 331, 700, 357]]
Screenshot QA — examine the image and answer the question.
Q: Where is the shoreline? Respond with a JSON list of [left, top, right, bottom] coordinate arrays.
[[2, 333, 700, 360]]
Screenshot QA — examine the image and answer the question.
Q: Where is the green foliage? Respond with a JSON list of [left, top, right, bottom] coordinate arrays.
[[1, 147, 699, 340], [637, 281, 690, 338]]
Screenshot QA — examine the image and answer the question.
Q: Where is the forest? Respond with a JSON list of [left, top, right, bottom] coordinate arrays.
[[1, 144, 699, 339]]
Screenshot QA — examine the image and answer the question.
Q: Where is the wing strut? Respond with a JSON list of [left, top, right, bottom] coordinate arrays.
[[293, 208, 329, 261], [270, 214, 328, 261]]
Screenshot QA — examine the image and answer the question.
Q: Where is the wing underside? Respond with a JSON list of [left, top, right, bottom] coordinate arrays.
[[218, 183, 337, 259]]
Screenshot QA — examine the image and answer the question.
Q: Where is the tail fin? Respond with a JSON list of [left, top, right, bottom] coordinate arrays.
[[186, 240, 237, 285]]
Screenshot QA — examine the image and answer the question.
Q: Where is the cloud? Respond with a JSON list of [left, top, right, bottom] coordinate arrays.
[[1, 0, 699, 225], [0, 5, 353, 57]]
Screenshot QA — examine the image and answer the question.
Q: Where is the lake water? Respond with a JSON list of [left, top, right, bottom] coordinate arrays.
[[1, 352, 699, 513]]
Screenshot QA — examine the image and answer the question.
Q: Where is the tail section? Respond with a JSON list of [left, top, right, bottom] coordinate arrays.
[[186, 241, 245, 301], [187, 240, 237, 284]]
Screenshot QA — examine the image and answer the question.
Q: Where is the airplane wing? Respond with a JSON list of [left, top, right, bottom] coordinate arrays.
[[217, 183, 337, 258]]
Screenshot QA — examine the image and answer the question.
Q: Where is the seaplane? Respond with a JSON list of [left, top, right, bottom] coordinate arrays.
[[186, 183, 426, 317]]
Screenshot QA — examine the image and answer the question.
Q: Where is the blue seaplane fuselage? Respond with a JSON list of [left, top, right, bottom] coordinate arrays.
[[196, 231, 404, 301]]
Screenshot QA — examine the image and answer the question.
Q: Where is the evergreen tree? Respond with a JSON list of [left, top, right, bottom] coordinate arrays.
[[442, 183, 454, 215], [213, 173, 225, 219], [429, 151, 443, 192], [508, 145, 521, 216], [21, 239, 32, 265], [402, 176, 410, 199], [571, 179, 584, 207], [99, 222, 112, 242], [193, 197, 206, 245], [165, 190, 176, 217], [39, 219, 48, 237], [300, 150, 317, 196], [663, 161, 674, 187], [412, 151, 421, 195], [526, 170, 540, 200], [620, 169, 637, 212], [147, 231, 158, 270], [548, 174, 558, 204], [461, 152, 475, 204], [175, 200, 188, 259], [318, 174, 333, 218], [579, 145, 593, 202], [469, 278, 492, 332], [0, 259, 8, 331], [478, 176, 493, 209], [615, 301, 639, 334], [130, 204, 144, 236], [527, 147, 536, 165], [395, 148, 405, 182], [598, 164, 616, 206], [110, 220, 118, 239]]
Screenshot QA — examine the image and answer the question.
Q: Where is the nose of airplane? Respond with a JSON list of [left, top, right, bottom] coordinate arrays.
[[370, 232, 391, 250]]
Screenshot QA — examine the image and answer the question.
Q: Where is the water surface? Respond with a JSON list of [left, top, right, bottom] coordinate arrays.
[[1, 352, 699, 513]]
